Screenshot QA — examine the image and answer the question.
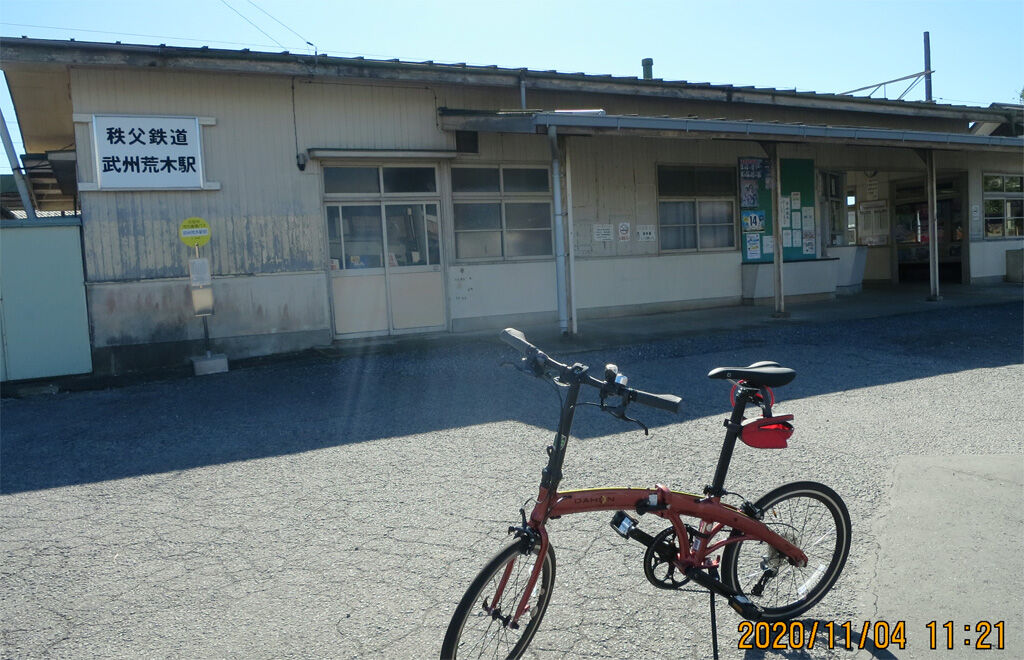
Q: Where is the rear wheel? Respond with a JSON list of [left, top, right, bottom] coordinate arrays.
[[721, 481, 851, 621], [440, 540, 555, 659]]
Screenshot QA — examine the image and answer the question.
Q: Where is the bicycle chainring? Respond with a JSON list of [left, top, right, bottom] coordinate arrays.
[[642, 527, 691, 590]]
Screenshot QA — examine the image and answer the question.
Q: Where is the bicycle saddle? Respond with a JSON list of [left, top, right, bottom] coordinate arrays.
[[707, 361, 796, 388]]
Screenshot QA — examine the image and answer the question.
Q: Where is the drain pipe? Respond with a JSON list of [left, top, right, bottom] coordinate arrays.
[[0, 107, 37, 220], [548, 125, 569, 334]]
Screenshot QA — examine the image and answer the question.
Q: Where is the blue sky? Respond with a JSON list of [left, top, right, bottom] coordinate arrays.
[[2, 0, 1022, 174]]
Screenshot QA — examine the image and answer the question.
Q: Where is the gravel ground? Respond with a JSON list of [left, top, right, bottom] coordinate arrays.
[[2, 302, 1022, 659]]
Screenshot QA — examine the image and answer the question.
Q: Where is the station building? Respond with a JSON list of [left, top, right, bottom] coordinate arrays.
[[0, 38, 1021, 380]]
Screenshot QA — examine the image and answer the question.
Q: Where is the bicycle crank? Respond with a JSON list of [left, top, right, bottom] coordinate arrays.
[[642, 527, 691, 589]]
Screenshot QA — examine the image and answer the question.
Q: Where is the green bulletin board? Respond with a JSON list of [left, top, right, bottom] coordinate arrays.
[[740, 157, 817, 263]]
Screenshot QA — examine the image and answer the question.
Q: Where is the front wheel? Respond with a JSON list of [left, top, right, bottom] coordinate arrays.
[[440, 539, 556, 659], [721, 481, 851, 622]]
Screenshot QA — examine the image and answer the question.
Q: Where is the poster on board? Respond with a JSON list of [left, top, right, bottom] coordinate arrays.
[[745, 233, 761, 260], [741, 210, 765, 232], [741, 180, 759, 208]]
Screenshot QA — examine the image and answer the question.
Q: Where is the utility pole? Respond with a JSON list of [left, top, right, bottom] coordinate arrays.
[[924, 32, 933, 102]]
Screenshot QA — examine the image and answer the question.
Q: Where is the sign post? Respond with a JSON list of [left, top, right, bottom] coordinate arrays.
[[179, 217, 228, 375]]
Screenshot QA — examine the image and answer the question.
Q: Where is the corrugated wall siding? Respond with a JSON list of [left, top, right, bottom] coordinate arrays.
[[72, 69, 324, 281], [296, 80, 447, 150]]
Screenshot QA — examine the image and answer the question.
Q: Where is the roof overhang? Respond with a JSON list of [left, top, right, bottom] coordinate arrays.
[[440, 109, 1024, 153], [0, 37, 1018, 125]]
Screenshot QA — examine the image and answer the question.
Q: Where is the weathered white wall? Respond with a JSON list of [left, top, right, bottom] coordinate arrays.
[[568, 136, 755, 259], [296, 80, 447, 150], [566, 136, 746, 312], [88, 272, 329, 347], [969, 240, 1024, 280], [741, 260, 839, 300], [447, 262, 557, 319], [72, 69, 325, 281], [575, 252, 742, 312]]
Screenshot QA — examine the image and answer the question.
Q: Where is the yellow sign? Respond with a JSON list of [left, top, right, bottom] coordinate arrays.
[[179, 217, 211, 247]]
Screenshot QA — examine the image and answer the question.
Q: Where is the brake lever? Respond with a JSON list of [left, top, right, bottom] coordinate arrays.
[[500, 356, 545, 377], [598, 398, 649, 436], [613, 407, 649, 435]]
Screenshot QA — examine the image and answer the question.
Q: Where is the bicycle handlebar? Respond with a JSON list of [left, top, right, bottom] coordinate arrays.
[[499, 328, 682, 415]]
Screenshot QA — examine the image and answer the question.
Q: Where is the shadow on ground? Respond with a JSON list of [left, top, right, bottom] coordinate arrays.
[[2, 303, 1019, 494]]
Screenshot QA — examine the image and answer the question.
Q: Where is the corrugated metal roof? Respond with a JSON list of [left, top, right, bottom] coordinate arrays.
[[0, 36, 1016, 124], [439, 109, 1024, 152]]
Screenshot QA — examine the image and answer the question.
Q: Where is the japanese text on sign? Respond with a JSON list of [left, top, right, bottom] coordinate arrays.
[[93, 115, 204, 189]]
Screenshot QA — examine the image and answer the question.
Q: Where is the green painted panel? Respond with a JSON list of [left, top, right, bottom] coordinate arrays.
[[740, 158, 817, 263], [1, 225, 92, 380]]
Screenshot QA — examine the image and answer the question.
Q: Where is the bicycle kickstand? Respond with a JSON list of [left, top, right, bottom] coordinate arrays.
[[708, 568, 720, 660]]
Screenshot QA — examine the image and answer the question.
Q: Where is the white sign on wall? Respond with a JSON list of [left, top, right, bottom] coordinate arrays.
[[636, 225, 656, 242], [92, 115, 204, 189]]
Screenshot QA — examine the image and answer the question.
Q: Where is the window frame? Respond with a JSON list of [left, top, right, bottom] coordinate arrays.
[[321, 163, 442, 273], [451, 164, 554, 262], [323, 164, 439, 199], [981, 172, 1024, 240], [656, 164, 739, 254]]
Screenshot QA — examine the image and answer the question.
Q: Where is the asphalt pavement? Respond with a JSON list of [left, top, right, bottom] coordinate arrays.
[[2, 284, 1022, 659]]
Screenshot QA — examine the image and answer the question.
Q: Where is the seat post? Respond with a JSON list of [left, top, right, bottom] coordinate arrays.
[[707, 390, 753, 496]]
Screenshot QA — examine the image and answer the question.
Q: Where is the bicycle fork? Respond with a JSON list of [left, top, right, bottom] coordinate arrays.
[[485, 526, 549, 629]]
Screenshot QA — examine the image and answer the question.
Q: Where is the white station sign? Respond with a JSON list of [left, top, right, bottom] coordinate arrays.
[[92, 115, 204, 190]]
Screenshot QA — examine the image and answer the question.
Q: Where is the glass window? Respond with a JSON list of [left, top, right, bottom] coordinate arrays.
[[455, 231, 503, 259], [451, 166, 553, 261], [982, 173, 1024, 239], [454, 203, 503, 259], [657, 166, 737, 252], [324, 167, 379, 194], [425, 204, 441, 265], [454, 203, 501, 230], [982, 174, 1004, 192], [324, 167, 442, 270], [503, 168, 549, 193], [455, 130, 479, 154], [698, 200, 736, 249], [506, 230, 552, 257], [658, 202, 696, 250], [386, 204, 433, 266], [327, 206, 343, 262], [505, 202, 551, 229], [658, 166, 735, 196], [452, 168, 500, 193], [341, 206, 383, 269], [984, 200, 1004, 218], [382, 167, 436, 193]]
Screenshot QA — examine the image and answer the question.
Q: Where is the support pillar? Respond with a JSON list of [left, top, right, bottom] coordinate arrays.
[[926, 149, 942, 301]]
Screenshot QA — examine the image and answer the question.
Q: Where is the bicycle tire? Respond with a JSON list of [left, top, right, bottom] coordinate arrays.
[[721, 481, 851, 622], [440, 540, 556, 660]]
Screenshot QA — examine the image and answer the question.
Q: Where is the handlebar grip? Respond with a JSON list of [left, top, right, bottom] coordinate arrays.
[[499, 327, 537, 355], [632, 389, 682, 414]]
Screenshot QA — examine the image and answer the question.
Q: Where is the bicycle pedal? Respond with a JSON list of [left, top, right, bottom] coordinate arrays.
[[728, 594, 763, 621], [610, 511, 638, 538]]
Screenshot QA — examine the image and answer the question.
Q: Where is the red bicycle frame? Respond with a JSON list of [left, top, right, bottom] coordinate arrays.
[[490, 359, 808, 627]]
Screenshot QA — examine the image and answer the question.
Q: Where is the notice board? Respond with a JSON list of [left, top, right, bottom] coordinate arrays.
[[740, 158, 817, 263]]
